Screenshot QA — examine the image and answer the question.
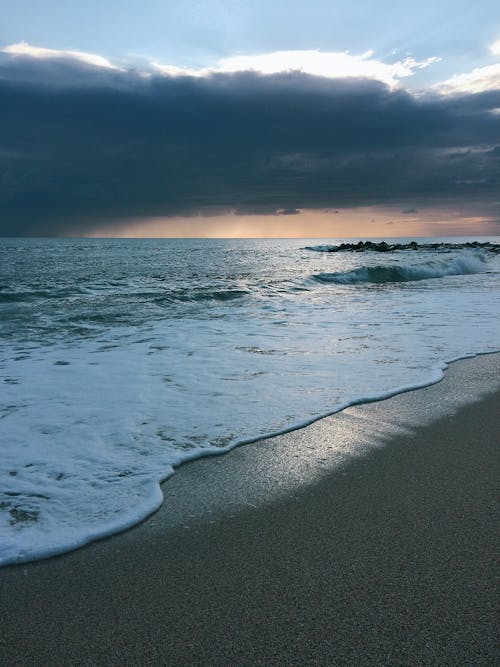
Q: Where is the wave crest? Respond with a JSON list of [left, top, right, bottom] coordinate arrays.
[[312, 254, 487, 285]]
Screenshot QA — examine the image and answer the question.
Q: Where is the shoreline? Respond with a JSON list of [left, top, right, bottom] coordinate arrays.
[[1, 353, 499, 664], [147, 350, 500, 534], [4, 350, 498, 568]]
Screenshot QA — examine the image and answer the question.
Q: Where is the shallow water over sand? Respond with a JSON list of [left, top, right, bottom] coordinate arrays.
[[1, 237, 499, 564]]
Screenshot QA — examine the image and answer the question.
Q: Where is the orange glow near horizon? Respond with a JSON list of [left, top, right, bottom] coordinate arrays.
[[85, 206, 499, 238]]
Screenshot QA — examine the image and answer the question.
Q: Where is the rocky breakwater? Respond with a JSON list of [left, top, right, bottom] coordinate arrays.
[[320, 241, 500, 253]]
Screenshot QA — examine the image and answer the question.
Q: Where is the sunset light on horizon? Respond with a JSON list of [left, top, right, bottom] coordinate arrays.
[[86, 207, 499, 239], [1, 6, 499, 660], [1, 1, 499, 236]]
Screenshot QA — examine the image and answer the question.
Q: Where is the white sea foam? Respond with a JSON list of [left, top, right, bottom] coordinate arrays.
[[313, 252, 487, 284], [1, 238, 499, 565]]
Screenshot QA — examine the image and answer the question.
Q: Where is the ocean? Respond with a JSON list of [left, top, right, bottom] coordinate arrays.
[[1, 236, 499, 566]]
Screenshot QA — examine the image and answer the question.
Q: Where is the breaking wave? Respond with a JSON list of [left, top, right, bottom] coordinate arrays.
[[312, 253, 488, 285]]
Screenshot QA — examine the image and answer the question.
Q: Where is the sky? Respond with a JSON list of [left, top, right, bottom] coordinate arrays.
[[1, 1, 499, 237]]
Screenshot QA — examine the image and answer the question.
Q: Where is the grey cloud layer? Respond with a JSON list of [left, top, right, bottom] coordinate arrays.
[[1, 53, 499, 235]]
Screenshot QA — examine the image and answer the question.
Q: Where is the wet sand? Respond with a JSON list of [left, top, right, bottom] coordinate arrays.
[[0, 354, 499, 665]]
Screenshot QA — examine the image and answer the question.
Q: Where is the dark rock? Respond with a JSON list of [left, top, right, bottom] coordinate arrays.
[[317, 240, 500, 254]]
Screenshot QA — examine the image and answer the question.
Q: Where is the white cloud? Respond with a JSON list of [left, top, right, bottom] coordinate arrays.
[[2, 42, 120, 70], [151, 62, 202, 77], [153, 50, 440, 87], [435, 63, 500, 95], [491, 40, 500, 55], [2, 43, 444, 90], [2, 43, 441, 88]]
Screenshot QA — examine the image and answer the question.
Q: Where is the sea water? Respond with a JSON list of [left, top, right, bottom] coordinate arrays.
[[1, 237, 499, 565]]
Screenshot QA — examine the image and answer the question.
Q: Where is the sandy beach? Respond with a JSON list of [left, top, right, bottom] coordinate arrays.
[[1, 353, 498, 665]]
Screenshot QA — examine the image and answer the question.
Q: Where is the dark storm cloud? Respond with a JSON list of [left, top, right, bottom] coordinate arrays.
[[1, 52, 499, 235]]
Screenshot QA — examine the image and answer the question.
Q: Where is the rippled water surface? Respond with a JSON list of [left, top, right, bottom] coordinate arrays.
[[1, 237, 499, 565]]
